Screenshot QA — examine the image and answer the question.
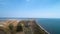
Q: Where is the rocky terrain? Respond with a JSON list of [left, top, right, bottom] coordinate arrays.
[[0, 19, 49, 34]]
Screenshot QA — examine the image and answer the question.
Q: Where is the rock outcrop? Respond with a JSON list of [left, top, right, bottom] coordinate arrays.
[[0, 19, 49, 34]]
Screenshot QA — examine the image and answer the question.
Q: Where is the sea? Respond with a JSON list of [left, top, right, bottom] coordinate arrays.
[[37, 18, 60, 34], [0, 18, 60, 34]]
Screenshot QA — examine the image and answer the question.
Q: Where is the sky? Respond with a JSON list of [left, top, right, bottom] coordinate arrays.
[[0, 0, 60, 18]]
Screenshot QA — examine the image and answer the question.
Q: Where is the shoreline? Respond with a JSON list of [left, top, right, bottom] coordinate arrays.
[[36, 20, 50, 34]]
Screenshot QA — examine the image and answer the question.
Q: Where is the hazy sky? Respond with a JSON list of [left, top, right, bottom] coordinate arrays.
[[0, 0, 60, 18]]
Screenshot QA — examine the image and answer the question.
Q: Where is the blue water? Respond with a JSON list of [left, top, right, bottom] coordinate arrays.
[[0, 18, 60, 34], [37, 18, 60, 34]]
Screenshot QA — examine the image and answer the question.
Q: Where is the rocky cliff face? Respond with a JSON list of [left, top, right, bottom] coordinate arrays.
[[0, 20, 49, 34]]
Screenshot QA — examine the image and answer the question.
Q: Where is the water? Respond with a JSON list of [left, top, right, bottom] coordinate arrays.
[[0, 18, 60, 34], [37, 18, 60, 34]]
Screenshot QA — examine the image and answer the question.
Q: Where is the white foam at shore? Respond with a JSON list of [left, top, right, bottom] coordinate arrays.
[[36, 20, 50, 34]]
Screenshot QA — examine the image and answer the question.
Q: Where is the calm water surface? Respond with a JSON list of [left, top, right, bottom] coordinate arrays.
[[37, 18, 60, 34]]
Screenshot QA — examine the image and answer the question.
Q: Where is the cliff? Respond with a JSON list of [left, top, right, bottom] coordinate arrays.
[[0, 19, 49, 34]]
